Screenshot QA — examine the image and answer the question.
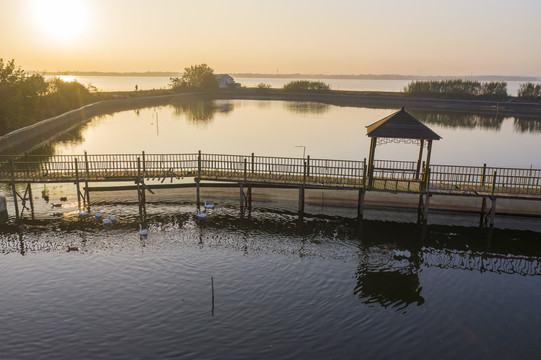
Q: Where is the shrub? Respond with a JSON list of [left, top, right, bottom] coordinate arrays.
[[282, 80, 330, 92], [517, 82, 541, 101], [403, 79, 508, 101], [257, 82, 272, 89]]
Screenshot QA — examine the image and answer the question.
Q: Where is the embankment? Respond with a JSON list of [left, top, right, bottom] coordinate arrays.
[[1, 89, 540, 155]]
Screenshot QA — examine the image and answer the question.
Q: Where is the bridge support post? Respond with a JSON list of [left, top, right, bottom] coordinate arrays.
[[137, 157, 146, 221], [23, 154, 34, 220], [479, 197, 488, 228], [298, 186, 305, 218], [417, 167, 431, 225], [248, 186, 252, 212], [9, 160, 20, 223], [489, 197, 497, 229], [22, 184, 34, 220], [357, 189, 365, 220], [239, 183, 245, 215]]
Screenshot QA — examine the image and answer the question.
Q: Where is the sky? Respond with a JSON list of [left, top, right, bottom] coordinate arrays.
[[1, 0, 540, 76]]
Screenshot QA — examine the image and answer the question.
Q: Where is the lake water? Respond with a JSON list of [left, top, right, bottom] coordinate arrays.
[[45, 75, 541, 96], [49, 99, 541, 168], [2, 99, 541, 359]]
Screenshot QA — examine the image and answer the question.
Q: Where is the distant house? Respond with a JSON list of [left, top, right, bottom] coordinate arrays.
[[214, 74, 239, 88]]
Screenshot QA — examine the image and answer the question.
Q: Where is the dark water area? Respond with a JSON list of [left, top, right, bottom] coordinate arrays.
[[1, 206, 541, 359]]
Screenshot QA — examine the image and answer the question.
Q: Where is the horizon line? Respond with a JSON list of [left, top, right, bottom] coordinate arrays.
[[39, 71, 541, 81]]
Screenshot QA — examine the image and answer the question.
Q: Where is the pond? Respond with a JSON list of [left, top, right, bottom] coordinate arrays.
[[1, 211, 541, 359], [2, 99, 541, 359], [46, 99, 541, 168]]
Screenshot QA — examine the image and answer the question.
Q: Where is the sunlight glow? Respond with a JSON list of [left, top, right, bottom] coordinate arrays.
[[55, 75, 78, 82], [30, 0, 89, 44]]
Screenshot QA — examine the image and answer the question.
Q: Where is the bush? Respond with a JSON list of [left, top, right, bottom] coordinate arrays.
[[282, 80, 330, 92], [517, 82, 541, 101], [256, 82, 272, 89], [403, 79, 508, 101]]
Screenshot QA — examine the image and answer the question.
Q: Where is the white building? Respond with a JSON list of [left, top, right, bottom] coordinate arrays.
[[214, 74, 238, 88]]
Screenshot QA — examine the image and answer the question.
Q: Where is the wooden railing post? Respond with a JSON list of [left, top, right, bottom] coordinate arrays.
[[197, 150, 202, 180], [362, 158, 367, 189], [481, 163, 487, 187], [491, 170, 497, 197], [75, 158, 81, 209], [303, 159, 307, 185], [196, 151, 201, 210], [306, 155, 310, 178], [244, 158, 247, 182], [142, 151, 146, 178], [84, 151, 90, 209]]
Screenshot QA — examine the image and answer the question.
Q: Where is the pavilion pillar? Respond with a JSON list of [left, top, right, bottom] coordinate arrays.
[[367, 137, 377, 189], [425, 140, 433, 172], [416, 139, 425, 180]]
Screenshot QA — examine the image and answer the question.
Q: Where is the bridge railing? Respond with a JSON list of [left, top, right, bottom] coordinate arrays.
[[0, 153, 540, 198], [309, 158, 365, 187], [144, 153, 199, 178], [430, 164, 541, 196], [370, 160, 422, 191], [200, 153, 366, 187]]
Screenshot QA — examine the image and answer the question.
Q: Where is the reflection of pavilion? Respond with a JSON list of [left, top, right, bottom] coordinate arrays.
[[354, 243, 425, 310]]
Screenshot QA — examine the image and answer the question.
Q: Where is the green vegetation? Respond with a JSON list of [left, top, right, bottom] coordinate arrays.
[[282, 80, 331, 92], [517, 82, 541, 101], [403, 80, 508, 101], [256, 82, 272, 90], [0, 59, 103, 135], [170, 64, 218, 91]]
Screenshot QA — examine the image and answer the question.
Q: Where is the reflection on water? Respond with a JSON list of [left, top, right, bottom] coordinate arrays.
[[283, 101, 330, 115], [8, 98, 541, 169], [2, 210, 541, 358], [172, 100, 234, 125], [410, 109, 541, 133], [514, 117, 541, 133], [410, 110, 505, 130]]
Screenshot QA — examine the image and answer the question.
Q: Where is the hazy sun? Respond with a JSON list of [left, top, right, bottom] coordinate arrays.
[[30, 0, 90, 43]]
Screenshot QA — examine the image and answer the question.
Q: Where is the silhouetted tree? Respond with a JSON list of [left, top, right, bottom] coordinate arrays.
[[170, 64, 218, 91], [517, 82, 541, 101]]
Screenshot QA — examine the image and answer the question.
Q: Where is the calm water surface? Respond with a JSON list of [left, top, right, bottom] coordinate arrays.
[[2, 99, 541, 359], [1, 211, 541, 359], [49, 99, 541, 168]]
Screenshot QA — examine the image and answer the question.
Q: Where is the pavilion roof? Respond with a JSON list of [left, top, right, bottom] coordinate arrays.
[[366, 107, 441, 140]]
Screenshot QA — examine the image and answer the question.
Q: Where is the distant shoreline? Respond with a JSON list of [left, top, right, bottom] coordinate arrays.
[[42, 71, 540, 82]]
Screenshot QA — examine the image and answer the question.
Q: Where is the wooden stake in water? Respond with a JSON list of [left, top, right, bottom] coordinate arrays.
[[211, 276, 215, 315]]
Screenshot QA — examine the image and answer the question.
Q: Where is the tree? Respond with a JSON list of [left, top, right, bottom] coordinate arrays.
[[518, 82, 541, 100], [170, 64, 218, 91], [0, 58, 48, 134]]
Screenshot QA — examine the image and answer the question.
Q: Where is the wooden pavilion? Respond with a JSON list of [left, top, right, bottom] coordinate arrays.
[[366, 107, 441, 186], [365, 107, 442, 224]]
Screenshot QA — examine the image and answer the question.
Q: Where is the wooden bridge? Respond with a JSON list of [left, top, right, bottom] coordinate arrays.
[[1, 151, 540, 226]]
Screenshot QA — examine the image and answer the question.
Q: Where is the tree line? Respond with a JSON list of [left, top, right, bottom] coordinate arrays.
[[404, 79, 541, 102], [0, 59, 97, 135]]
